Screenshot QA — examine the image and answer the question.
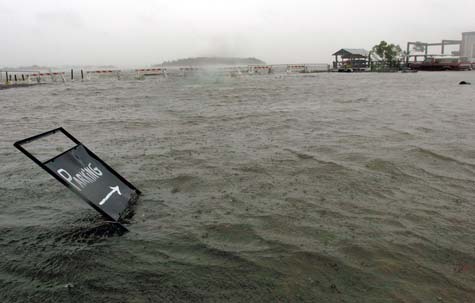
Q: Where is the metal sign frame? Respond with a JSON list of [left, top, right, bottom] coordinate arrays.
[[14, 127, 141, 232]]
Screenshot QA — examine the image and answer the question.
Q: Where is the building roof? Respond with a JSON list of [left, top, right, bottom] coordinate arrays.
[[332, 48, 370, 58]]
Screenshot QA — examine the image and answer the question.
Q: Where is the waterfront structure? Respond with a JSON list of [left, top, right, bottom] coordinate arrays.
[[408, 57, 471, 71], [405, 40, 462, 63], [332, 49, 370, 71], [460, 32, 475, 60], [405, 31, 475, 64]]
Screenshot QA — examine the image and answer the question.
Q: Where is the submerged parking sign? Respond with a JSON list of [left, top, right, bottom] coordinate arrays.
[[44, 144, 136, 221], [14, 128, 141, 230]]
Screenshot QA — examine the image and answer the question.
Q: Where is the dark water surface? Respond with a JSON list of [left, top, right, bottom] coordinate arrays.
[[1, 72, 475, 302]]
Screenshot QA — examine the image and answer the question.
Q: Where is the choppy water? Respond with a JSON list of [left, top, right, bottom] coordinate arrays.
[[1, 71, 475, 302]]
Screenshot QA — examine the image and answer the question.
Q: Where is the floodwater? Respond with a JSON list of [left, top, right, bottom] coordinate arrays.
[[1, 71, 475, 302]]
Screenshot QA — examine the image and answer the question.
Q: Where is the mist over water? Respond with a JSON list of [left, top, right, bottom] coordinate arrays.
[[2, 0, 475, 67], [1, 71, 475, 302]]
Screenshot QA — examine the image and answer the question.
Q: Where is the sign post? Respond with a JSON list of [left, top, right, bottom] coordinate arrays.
[[14, 127, 141, 232]]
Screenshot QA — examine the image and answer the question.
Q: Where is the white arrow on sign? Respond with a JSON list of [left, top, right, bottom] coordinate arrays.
[[99, 186, 122, 205]]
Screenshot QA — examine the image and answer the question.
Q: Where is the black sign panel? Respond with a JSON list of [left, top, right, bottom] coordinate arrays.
[[14, 127, 140, 229], [44, 144, 134, 221]]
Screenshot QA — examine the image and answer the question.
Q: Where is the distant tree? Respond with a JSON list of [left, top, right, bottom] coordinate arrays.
[[372, 40, 388, 59], [372, 41, 402, 63]]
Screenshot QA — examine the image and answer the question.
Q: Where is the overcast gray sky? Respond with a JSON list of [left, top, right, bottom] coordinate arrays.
[[1, 0, 473, 67]]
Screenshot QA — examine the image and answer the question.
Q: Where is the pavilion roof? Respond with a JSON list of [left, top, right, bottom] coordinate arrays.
[[332, 48, 369, 58]]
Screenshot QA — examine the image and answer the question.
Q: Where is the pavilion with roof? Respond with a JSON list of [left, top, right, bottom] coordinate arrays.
[[332, 48, 370, 71]]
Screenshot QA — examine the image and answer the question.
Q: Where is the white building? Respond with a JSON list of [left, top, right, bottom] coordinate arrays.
[[460, 31, 475, 60]]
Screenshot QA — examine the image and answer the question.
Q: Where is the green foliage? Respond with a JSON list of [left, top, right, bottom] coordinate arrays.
[[372, 41, 402, 63]]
